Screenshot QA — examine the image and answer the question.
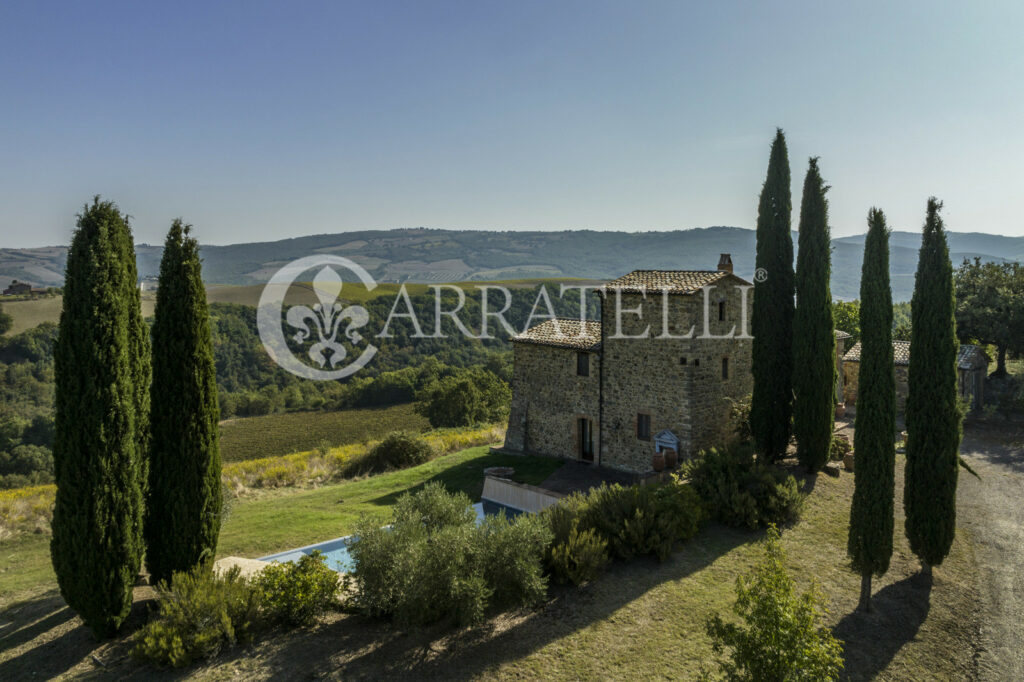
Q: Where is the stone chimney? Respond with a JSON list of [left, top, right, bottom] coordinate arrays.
[[717, 253, 733, 274]]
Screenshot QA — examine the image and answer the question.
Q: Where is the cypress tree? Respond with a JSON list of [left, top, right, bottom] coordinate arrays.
[[793, 158, 835, 472], [848, 208, 895, 612], [904, 198, 961, 574], [751, 129, 795, 462], [51, 197, 150, 638], [145, 220, 222, 584]]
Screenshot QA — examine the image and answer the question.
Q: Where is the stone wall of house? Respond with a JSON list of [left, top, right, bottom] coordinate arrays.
[[842, 362, 859, 405], [895, 367, 909, 411], [600, 278, 753, 473], [835, 337, 847, 403], [842, 361, 909, 412], [504, 342, 600, 461]]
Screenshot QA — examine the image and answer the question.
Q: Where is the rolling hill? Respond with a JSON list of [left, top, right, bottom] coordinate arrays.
[[3, 226, 1022, 302]]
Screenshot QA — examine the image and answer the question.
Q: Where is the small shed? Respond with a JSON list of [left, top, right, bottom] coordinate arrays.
[[957, 345, 990, 412]]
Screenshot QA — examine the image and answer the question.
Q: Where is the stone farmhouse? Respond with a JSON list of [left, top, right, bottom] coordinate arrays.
[[502, 255, 753, 475], [2, 279, 47, 296], [842, 340, 989, 412]]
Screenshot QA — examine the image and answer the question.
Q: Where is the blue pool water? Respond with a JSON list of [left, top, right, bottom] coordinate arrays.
[[259, 501, 521, 573]]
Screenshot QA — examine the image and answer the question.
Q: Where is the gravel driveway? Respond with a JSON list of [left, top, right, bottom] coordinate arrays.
[[958, 425, 1024, 681]]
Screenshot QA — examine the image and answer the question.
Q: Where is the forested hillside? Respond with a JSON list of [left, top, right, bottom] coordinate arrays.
[[0, 283, 597, 487]]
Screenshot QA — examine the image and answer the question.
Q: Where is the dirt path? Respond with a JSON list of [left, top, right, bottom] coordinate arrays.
[[958, 424, 1024, 681]]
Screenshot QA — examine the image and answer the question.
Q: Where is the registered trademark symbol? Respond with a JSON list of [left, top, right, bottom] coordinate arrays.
[[754, 268, 768, 282]]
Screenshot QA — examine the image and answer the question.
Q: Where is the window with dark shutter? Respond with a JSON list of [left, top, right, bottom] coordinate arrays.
[[719, 300, 726, 321], [637, 413, 651, 441], [577, 352, 589, 377]]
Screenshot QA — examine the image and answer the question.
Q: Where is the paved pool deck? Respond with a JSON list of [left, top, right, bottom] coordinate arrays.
[[538, 460, 641, 496]]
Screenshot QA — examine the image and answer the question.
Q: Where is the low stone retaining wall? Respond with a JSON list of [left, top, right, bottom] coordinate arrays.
[[481, 475, 563, 513]]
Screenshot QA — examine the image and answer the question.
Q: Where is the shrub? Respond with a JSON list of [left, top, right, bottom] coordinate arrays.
[[479, 512, 552, 610], [393, 481, 476, 531], [348, 483, 549, 628], [401, 522, 490, 627], [540, 481, 703, 583], [684, 444, 804, 529], [830, 432, 851, 461], [547, 522, 609, 585], [584, 483, 704, 561], [132, 565, 262, 667], [346, 432, 433, 476], [346, 518, 423, 620], [726, 394, 753, 444], [256, 551, 340, 627], [705, 526, 844, 681]]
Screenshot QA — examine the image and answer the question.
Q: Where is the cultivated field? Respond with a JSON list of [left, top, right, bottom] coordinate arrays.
[[219, 403, 429, 462], [1, 293, 156, 335]]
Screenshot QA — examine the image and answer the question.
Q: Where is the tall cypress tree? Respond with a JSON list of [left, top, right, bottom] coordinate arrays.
[[51, 198, 150, 638], [848, 208, 895, 612], [904, 198, 961, 575], [145, 220, 222, 584], [793, 158, 836, 472], [751, 129, 795, 462]]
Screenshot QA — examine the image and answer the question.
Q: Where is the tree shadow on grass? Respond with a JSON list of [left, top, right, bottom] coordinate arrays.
[[833, 572, 932, 681], [961, 428, 1024, 474], [249, 523, 758, 680], [0, 589, 75, 651], [0, 588, 158, 680]]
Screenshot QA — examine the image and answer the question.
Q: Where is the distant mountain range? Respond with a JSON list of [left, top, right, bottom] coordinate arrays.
[[3, 226, 1023, 302]]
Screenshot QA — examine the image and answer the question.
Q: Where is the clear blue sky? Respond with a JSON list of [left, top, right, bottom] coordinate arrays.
[[1, 1, 1021, 248]]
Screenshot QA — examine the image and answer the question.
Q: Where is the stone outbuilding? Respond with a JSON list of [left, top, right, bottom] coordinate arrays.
[[842, 340, 990, 413], [503, 256, 753, 475]]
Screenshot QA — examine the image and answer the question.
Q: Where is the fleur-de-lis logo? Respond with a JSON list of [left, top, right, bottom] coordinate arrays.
[[286, 266, 370, 368], [257, 256, 377, 380]]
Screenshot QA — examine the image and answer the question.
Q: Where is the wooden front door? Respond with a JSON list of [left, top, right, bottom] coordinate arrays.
[[578, 418, 594, 462]]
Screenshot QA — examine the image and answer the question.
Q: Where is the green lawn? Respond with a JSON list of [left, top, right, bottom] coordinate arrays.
[[219, 446, 561, 558], [0, 445, 561, 601], [218, 403, 430, 462], [0, 534, 54, 599]]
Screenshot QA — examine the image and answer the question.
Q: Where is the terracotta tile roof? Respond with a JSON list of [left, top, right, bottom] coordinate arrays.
[[843, 340, 988, 370], [835, 329, 851, 340], [843, 340, 910, 366], [604, 270, 735, 294], [892, 340, 911, 365], [513, 318, 602, 350]]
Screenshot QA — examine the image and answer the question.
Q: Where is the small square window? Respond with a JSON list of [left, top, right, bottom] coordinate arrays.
[[637, 413, 651, 441], [680, 357, 687, 365], [577, 352, 590, 377], [722, 357, 729, 380], [693, 358, 700, 367]]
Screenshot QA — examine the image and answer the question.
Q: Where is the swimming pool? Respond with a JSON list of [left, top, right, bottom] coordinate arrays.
[[259, 501, 522, 573]]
